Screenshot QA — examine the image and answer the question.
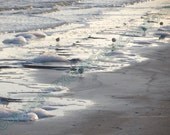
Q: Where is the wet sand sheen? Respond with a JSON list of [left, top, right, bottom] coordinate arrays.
[[1, 36, 170, 135]]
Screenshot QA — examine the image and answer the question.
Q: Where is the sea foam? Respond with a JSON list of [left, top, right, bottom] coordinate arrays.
[[0, 107, 38, 121], [29, 108, 54, 118], [3, 36, 27, 45], [32, 54, 68, 63]]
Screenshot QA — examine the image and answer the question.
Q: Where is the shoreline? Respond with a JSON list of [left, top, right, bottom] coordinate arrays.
[[1, 36, 170, 135]]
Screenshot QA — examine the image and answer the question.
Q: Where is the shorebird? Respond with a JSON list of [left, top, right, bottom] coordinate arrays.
[[111, 38, 116, 51], [159, 33, 168, 40], [56, 37, 60, 42], [77, 66, 84, 74], [160, 22, 163, 26], [0, 97, 22, 107], [123, 23, 127, 26], [112, 38, 116, 43], [140, 26, 147, 36]]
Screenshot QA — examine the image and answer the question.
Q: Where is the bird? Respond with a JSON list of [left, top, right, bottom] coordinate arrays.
[[0, 97, 22, 107], [111, 38, 116, 51], [159, 33, 169, 40], [160, 22, 163, 26], [77, 66, 84, 74], [140, 26, 147, 36], [141, 26, 147, 31], [123, 23, 127, 26], [112, 38, 116, 43], [56, 37, 60, 42]]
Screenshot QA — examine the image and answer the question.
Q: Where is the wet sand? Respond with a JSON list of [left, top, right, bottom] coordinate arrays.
[[1, 43, 170, 135], [66, 46, 170, 135]]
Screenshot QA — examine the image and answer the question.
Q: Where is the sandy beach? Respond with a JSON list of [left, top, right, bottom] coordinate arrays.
[[1, 38, 170, 135], [0, 0, 170, 134]]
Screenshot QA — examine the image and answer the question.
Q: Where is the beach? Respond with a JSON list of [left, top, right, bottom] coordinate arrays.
[[1, 38, 170, 135], [0, 0, 170, 134]]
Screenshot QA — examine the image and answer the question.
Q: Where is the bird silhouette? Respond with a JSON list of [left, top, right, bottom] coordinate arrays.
[[140, 26, 147, 36], [0, 97, 22, 107], [56, 37, 60, 42], [160, 22, 163, 26], [159, 33, 168, 40], [112, 38, 116, 42], [78, 66, 84, 74]]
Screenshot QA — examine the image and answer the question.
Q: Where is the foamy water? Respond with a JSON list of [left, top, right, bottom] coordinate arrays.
[[0, 0, 169, 125]]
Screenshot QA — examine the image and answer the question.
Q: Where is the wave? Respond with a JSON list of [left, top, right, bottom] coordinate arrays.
[[0, 0, 78, 14]]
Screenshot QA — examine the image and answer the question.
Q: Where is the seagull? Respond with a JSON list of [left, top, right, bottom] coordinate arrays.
[[0, 97, 22, 107]]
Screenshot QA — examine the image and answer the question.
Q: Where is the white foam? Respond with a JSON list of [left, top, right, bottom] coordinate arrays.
[[133, 40, 153, 44], [32, 54, 68, 63], [15, 33, 37, 40], [15, 32, 46, 42], [3, 36, 27, 45], [42, 87, 69, 97], [105, 51, 124, 56], [29, 108, 54, 118], [31, 32, 47, 38], [43, 86, 69, 92], [0, 107, 38, 121]]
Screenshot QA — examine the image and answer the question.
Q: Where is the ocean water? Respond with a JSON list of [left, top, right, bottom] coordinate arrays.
[[0, 0, 145, 32], [0, 0, 165, 124]]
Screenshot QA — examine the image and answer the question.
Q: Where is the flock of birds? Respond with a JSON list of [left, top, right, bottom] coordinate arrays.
[[0, 21, 166, 108]]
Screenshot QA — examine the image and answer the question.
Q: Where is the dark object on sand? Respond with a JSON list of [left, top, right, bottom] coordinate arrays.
[[111, 38, 116, 51], [0, 97, 22, 107], [141, 26, 147, 32], [78, 66, 84, 74], [112, 38, 116, 42], [69, 58, 81, 64], [140, 26, 147, 36], [56, 37, 60, 42], [76, 41, 80, 43], [160, 22, 163, 25], [159, 34, 167, 40]]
